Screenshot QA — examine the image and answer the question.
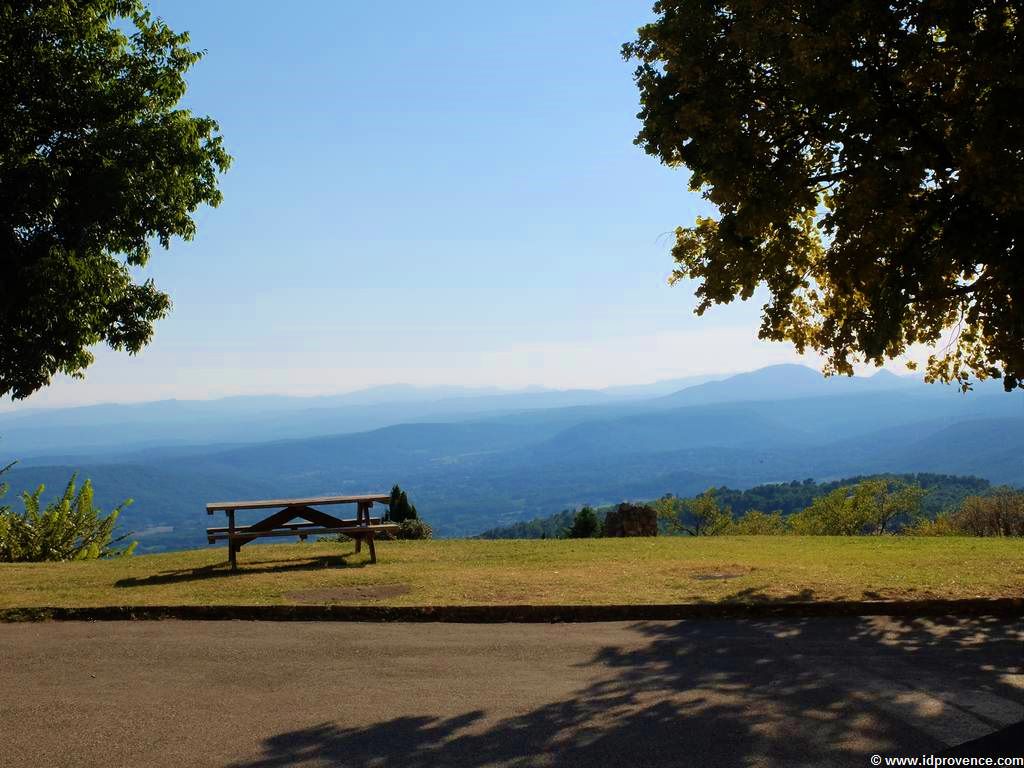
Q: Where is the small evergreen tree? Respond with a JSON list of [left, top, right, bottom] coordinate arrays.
[[567, 506, 600, 538], [388, 484, 418, 523]]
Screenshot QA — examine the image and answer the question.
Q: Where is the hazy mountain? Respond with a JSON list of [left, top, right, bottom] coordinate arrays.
[[0, 365, 932, 458], [0, 387, 620, 458], [4, 365, 1020, 552], [659, 364, 922, 406], [599, 374, 723, 398]]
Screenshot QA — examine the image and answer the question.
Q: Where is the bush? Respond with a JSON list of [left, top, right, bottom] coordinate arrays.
[[0, 474, 135, 562], [394, 519, 432, 540], [726, 509, 787, 535], [909, 514, 962, 536], [788, 486, 868, 535], [566, 506, 600, 538], [950, 489, 1024, 536]]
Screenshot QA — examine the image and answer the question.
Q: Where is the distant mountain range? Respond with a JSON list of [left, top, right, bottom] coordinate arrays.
[[3, 365, 1021, 552], [0, 374, 718, 458]]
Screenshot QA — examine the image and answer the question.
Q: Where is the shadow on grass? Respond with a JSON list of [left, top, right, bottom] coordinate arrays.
[[114, 549, 369, 588], [718, 586, 817, 603], [227, 615, 1024, 768]]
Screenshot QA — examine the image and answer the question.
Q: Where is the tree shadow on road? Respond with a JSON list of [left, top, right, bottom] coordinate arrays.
[[226, 614, 1024, 768]]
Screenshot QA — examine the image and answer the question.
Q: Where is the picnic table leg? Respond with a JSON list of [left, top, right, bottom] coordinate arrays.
[[355, 535, 362, 553], [227, 509, 238, 570], [367, 533, 377, 564]]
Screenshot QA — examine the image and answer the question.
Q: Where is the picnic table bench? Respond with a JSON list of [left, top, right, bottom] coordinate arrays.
[[206, 493, 398, 569]]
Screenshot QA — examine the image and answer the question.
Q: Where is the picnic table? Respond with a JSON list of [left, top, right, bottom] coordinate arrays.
[[206, 493, 399, 569]]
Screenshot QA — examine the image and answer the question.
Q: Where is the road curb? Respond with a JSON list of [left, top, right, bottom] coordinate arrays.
[[1, 598, 1022, 623]]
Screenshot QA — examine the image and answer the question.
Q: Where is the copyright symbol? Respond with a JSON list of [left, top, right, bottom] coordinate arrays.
[[871, 756, 881, 766]]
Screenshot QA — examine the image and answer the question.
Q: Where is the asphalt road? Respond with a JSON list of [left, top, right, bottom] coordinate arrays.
[[1, 617, 1021, 767]]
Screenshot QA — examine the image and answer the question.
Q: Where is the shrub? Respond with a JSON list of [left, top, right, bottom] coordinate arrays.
[[726, 509, 787, 535], [950, 489, 1024, 536], [394, 519, 432, 540], [0, 474, 135, 562], [909, 514, 962, 536]]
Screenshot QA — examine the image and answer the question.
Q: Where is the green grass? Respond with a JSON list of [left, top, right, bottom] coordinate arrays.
[[1, 537, 1022, 608]]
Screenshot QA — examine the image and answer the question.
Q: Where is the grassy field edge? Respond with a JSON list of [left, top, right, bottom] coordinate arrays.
[[3, 597, 1024, 623], [2, 538, 1022, 611]]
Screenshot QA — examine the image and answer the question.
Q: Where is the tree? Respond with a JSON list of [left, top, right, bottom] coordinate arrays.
[[951, 488, 1024, 536], [624, 1, 1024, 391], [852, 479, 925, 534], [0, 1, 230, 400], [388, 484, 418, 524], [658, 488, 732, 535], [787, 479, 925, 534], [567, 506, 600, 538], [788, 485, 869, 535]]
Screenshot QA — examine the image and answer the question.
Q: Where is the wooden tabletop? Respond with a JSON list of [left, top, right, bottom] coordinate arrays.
[[206, 493, 390, 512]]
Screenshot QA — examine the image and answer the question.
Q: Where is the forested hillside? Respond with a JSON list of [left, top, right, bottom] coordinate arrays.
[[477, 474, 992, 539]]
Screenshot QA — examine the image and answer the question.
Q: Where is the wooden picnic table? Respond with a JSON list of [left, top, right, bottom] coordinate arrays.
[[206, 493, 398, 569]]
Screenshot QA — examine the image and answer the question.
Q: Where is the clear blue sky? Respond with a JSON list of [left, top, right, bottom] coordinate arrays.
[[9, 1, 908, 410]]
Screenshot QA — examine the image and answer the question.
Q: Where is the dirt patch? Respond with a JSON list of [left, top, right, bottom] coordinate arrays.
[[285, 584, 411, 603], [686, 565, 755, 581]]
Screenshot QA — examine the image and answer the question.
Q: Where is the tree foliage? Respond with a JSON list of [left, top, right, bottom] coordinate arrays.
[[625, 1, 1024, 391], [788, 486, 866, 535], [0, 474, 135, 561], [949, 487, 1024, 536], [852, 478, 926, 534], [712, 473, 987, 519], [567, 506, 601, 538], [0, 459, 13, 516], [394, 519, 433, 540], [478, 508, 577, 540], [0, 0, 230, 399], [388, 484, 419, 523], [788, 479, 924, 534], [657, 488, 732, 535], [725, 509, 788, 535]]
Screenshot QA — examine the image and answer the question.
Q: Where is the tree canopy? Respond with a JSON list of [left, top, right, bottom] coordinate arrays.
[[567, 506, 601, 538], [624, 1, 1023, 391], [0, 0, 230, 399]]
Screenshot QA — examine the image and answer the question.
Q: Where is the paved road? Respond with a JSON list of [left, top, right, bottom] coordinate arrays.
[[1, 617, 1021, 767]]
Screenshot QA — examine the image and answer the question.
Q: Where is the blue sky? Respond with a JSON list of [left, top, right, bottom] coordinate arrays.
[[9, 1, 911, 409]]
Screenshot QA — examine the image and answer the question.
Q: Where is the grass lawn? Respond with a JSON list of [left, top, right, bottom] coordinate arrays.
[[1, 537, 1022, 609]]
